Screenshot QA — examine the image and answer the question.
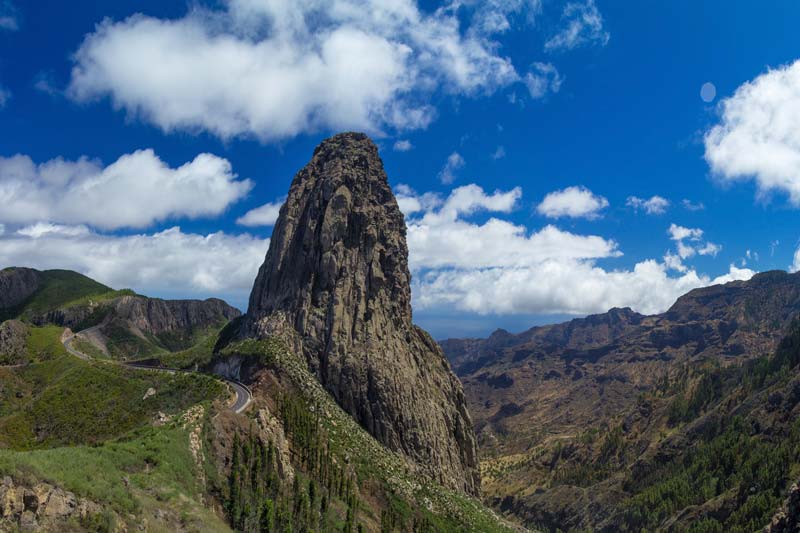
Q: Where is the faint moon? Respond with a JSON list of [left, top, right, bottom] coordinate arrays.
[[700, 82, 716, 103]]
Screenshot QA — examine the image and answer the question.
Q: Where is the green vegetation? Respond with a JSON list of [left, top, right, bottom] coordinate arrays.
[[617, 320, 800, 531], [224, 420, 362, 532], [0, 269, 120, 321], [0, 354, 223, 449], [102, 320, 167, 359], [219, 338, 515, 533], [622, 416, 800, 532], [0, 424, 229, 531], [24, 324, 68, 361]]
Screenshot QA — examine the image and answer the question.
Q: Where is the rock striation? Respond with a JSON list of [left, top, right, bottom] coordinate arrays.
[[109, 295, 241, 337], [243, 132, 480, 495], [0, 268, 40, 311]]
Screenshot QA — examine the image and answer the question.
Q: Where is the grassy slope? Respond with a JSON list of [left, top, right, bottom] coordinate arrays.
[[0, 326, 224, 449], [220, 338, 520, 532], [0, 423, 230, 531], [7, 269, 114, 318]]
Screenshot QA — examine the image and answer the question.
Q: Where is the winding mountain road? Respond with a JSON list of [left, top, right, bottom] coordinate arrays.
[[63, 328, 252, 414]]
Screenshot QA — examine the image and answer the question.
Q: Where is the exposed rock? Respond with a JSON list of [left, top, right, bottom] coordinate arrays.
[[0, 268, 40, 312], [256, 407, 295, 484], [443, 269, 800, 530], [242, 132, 480, 495], [0, 476, 102, 531], [766, 482, 800, 532], [110, 295, 241, 337], [142, 387, 156, 400], [0, 319, 27, 364]]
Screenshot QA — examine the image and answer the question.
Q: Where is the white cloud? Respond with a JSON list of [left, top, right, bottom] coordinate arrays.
[[393, 139, 413, 152], [544, 0, 609, 52], [524, 62, 562, 99], [0, 225, 267, 306], [395, 184, 442, 216], [705, 59, 800, 205], [414, 260, 753, 316], [682, 198, 705, 211], [401, 184, 753, 316], [491, 146, 506, 160], [536, 185, 608, 219], [668, 223, 703, 242], [627, 195, 669, 215], [0, 150, 252, 230], [17, 223, 90, 239], [438, 151, 465, 184], [67, 0, 539, 142], [236, 199, 284, 227], [667, 223, 720, 259]]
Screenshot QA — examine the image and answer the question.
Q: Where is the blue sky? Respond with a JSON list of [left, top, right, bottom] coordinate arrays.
[[1, 0, 799, 338]]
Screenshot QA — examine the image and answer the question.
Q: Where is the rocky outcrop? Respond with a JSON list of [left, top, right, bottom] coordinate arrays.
[[0, 320, 27, 364], [242, 132, 479, 495], [0, 268, 40, 312], [0, 476, 102, 531], [110, 295, 241, 336], [767, 482, 800, 532]]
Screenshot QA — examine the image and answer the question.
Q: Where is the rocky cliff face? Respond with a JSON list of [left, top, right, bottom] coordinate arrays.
[[243, 132, 480, 495], [110, 295, 241, 336], [443, 270, 800, 530], [0, 268, 40, 312]]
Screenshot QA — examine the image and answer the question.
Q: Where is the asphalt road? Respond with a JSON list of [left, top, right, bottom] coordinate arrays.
[[63, 329, 252, 414]]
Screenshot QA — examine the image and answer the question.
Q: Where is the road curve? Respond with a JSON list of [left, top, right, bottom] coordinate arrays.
[[63, 329, 252, 414]]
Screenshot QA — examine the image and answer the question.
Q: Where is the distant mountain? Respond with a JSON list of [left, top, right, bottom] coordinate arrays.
[[441, 270, 800, 531], [0, 267, 240, 362]]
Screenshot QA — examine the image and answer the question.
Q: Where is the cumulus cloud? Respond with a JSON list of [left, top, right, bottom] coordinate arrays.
[[393, 139, 413, 152], [0, 150, 252, 230], [236, 199, 284, 227], [705, 59, 800, 205], [627, 195, 669, 215], [0, 225, 267, 306], [400, 184, 752, 316], [414, 260, 753, 316], [0, 85, 9, 108], [438, 152, 465, 184], [667, 223, 720, 259], [544, 0, 609, 52], [67, 0, 540, 141], [524, 62, 562, 99], [537, 185, 608, 219]]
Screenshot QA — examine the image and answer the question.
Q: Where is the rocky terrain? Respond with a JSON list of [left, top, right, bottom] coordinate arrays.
[[0, 133, 514, 532], [0, 267, 240, 359], [236, 132, 479, 496], [443, 270, 800, 531], [0, 267, 42, 313], [0, 476, 102, 531], [0, 320, 27, 365]]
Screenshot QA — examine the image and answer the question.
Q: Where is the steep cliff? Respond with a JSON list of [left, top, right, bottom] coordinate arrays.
[[0, 268, 41, 314], [242, 132, 480, 495]]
